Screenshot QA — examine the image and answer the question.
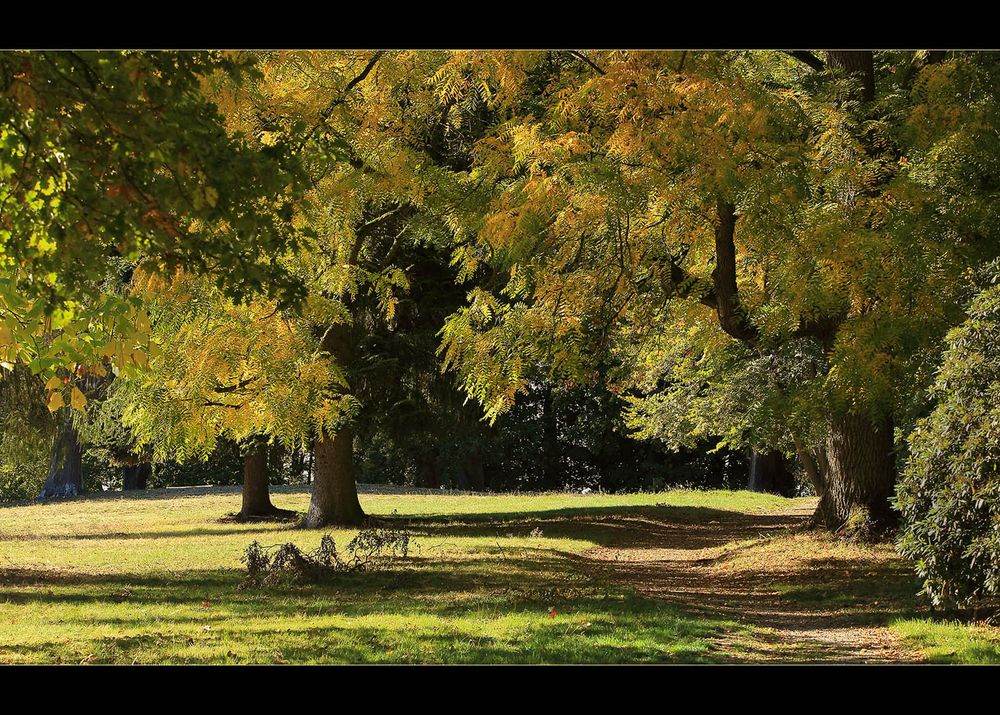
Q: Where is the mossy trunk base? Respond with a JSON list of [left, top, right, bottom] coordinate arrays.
[[811, 413, 898, 538]]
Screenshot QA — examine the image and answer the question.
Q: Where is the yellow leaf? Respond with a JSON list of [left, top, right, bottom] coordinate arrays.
[[45, 376, 63, 391], [47, 392, 65, 412], [70, 386, 87, 411]]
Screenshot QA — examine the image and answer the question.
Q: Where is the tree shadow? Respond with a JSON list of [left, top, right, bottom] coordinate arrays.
[[384, 504, 799, 550]]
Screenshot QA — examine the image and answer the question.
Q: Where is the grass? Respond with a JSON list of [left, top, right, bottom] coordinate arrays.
[[1, 485, 997, 663], [0, 486, 771, 664], [891, 619, 1000, 664]]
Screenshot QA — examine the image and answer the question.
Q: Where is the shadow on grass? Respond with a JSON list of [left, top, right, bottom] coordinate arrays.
[[0, 594, 732, 664], [377, 504, 800, 550], [0, 545, 738, 663], [3, 503, 796, 549]]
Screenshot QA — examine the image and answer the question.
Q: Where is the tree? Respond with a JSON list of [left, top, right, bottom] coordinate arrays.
[[108, 51, 484, 526], [1, 50, 306, 406], [37, 413, 83, 499], [439, 50, 1000, 534], [238, 442, 295, 520], [748, 451, 796, 497], [0, 364, 53, 500], [97, 266, 341, 518]]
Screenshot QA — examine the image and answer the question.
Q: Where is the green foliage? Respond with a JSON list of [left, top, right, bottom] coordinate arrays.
[[0, 364, 52, 500], [0, 50, 307, 385], [438, 51, 1000, 464], [897, 264, 1000, 606], [106, 51, 493, 464]]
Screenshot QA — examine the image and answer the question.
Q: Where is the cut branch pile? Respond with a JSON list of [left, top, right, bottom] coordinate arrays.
[[240, 525, 412, 588]]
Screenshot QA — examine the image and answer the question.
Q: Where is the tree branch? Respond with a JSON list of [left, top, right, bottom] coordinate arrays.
[[213, 374, 262, 394], [568, 50, 605, 76], [782, 50, 825, 72], [295, 50, 385, 152]]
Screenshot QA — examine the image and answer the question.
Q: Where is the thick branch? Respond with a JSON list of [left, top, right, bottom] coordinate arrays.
[[659, 201, 759, 345], [826, 51, 875, 102], [783, 50, 825, 72], [568, 50, 605, 76], [213, 375, 262, 394], [710, 200, 760, 345], [296, 50, 385, 152]]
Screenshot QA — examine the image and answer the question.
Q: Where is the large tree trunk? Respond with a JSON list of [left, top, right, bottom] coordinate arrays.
[[122, 463, 150, 490], [236, 444, 296, 521], [301, 320, 365, 527], [748, 450, 796, 497], [301, 426, 364, 527], [812, 413, 898, 534], [826, 51, 875, 102], [37, 417, 83, 500]]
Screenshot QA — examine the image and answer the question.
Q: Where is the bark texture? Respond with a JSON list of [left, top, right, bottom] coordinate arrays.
[[826, 51, 876, 102], [301, 321, 365, 527], [37, 417, 83, 500], [302, 426, 364, 527], [813, 413, 898, 534], [232, 444, 297, 521]]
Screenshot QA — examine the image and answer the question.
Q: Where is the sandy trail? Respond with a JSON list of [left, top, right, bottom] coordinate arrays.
[[584, 501, 923, 663]]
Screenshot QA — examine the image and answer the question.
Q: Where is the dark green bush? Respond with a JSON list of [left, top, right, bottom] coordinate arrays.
[[897, 270, 1000, 606]]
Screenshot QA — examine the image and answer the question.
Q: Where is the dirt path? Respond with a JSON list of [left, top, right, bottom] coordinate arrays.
[[584, 501, 924, 663]]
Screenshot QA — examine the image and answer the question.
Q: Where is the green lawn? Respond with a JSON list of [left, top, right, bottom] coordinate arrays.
[[0, 486, 996, 664], [891, 620, 1000, 664]]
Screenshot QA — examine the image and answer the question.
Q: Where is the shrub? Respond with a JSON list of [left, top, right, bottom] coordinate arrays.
[[897, 270, 1000, 606], [241, 524, 413, 588]]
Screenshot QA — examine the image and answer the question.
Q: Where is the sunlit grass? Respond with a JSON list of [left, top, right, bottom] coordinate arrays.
[[0, 486, 775, 664], [891, 619, 1000, 664], [3, 485, 998, 663]]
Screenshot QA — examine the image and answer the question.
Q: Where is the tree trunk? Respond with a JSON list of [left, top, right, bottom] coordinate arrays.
[[826, 51, 876, 102], [301, 426, 365, 527], [748, 450, 796, 497], [461, 449, 486, 491], [301, 319, 365, 527], [122, 463, 150, 490], [236, 444, 296, 521], [812, 413, 898, 534], [37, 417, 83, 500], [794, 438, 827, 498], [419, 450, 441, 489]]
